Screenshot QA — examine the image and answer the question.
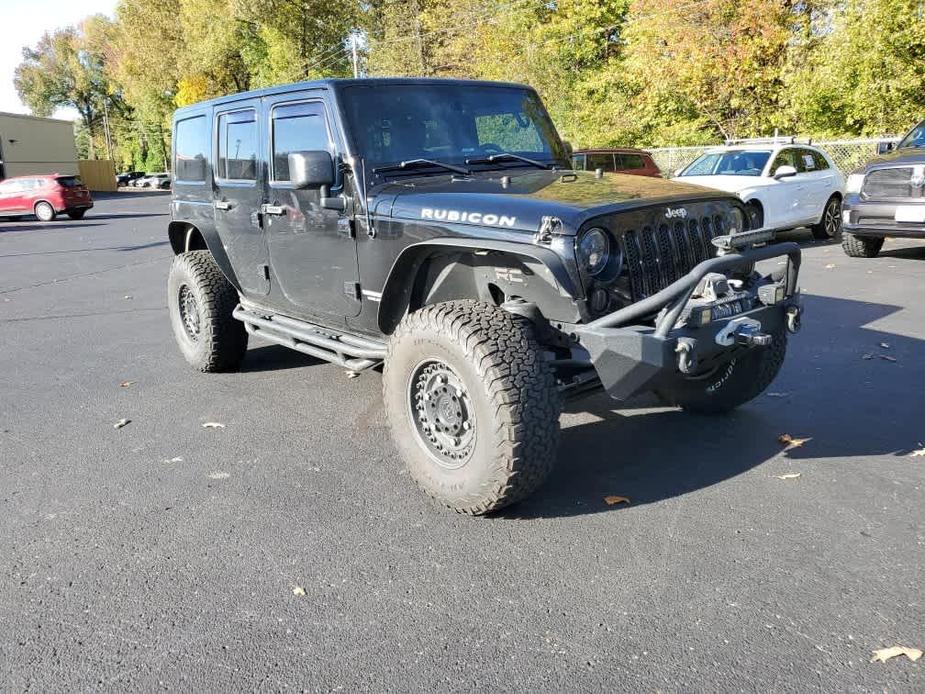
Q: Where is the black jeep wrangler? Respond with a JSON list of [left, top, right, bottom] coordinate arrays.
[[167, 78, 802, 515], [842, 118, 925, 257]]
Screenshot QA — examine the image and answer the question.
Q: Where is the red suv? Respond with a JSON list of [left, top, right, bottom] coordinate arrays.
[[571, 148, 662, 177], [0, 174, 94, 222]]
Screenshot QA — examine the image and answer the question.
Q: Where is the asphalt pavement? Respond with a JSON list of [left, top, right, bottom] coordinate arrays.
[[1, 192, 923, 691]]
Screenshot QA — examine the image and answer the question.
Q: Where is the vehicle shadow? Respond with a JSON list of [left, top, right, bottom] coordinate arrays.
[[0, 222, 107, 233], [0, 241, 171, 258], [880, 244, 925, 260], [240, 344, 324, 372], [502, 292, 924, 519]]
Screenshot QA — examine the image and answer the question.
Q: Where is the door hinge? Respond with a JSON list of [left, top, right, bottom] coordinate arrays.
[[344, 281, 361, 301]]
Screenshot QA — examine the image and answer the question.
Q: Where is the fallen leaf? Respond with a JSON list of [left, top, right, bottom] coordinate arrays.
[[861, 353, 874, 360], [113, 418, 131, 429], [123, 295, 133, 300], [119, 380, 136, 388], [824, 263, 836, 269], [163, 456, 183, 463], [870, 646, 922, 663], [878, 354, 897, 362], [775, 473, 801, 480], [201, 422, 226, 429], [879, 342, 891, 349], [766, 392, 791, 398], [208, 471, 230, 479], [291, 585, 306, 596], [909, 448, 925, 457], [778, 434, 811, 449], [604, 495, 630, 506]]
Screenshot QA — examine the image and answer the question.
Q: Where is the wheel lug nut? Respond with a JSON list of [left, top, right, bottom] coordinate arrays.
[[462, 422, 471, 431]]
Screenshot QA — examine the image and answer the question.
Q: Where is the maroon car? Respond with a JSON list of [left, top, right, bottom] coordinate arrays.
[[0, 174, 93, 221], [571, 148, 662, 177]]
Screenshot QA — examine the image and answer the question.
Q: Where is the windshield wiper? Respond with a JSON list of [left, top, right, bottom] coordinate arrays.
[[465, 152, 551, 170], [373, 158, 470, 175]]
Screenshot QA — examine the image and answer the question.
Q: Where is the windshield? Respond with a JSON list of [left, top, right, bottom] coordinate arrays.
[[898, 120, 925, 149], [681, 150, 771, 177], [340, 84, 570, 172]]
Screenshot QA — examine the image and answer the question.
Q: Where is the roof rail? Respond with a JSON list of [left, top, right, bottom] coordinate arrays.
[[724, 136, 816, 146]]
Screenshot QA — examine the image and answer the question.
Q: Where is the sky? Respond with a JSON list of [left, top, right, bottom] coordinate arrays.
[[0, 0, 116, 119]]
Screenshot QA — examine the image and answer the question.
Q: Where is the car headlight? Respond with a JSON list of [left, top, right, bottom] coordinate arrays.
[[578, 227, 610, 276], [846, 173, 865, 194], [729, 207, 746, 233]]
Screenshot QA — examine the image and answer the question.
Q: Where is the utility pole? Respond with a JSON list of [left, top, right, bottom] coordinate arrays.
[[102, 99, 114, 162], [350, 31, 360, 78]]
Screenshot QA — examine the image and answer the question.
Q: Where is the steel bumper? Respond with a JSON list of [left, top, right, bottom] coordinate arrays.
[[572, 242, 802, 401]]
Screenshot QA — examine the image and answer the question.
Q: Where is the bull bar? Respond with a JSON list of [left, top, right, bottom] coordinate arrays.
[[572, 241, 802, 401]]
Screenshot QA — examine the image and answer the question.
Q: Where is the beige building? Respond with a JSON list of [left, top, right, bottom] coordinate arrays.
[[0, 112, 78, 179]]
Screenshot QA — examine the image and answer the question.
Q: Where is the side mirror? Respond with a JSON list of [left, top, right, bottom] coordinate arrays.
[[877, 140, 895, 155], [773, 165, 797, 179], [288, 151, 335, 189]]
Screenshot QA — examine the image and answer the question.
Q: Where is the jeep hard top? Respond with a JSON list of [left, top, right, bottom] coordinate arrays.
[[167, 78, 803, 515]]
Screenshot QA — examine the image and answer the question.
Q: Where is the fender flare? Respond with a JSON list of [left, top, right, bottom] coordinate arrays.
[[167, 220, 241, 291], [377, 237, 581, 334]]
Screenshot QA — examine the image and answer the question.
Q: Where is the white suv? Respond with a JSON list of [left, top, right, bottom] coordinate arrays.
[[674, 138, 845, 240]]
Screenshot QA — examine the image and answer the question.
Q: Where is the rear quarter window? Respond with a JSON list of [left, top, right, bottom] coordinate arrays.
[[175, 115, 209, 182], [617, 153, 645, 169]]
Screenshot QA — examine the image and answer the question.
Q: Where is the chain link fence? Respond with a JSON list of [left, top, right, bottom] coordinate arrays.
[[647, 137, 901, 177]]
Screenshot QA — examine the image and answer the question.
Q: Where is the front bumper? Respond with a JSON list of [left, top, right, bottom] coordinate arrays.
[[572, 242, 801, 400], [843, 195, 925, 238]]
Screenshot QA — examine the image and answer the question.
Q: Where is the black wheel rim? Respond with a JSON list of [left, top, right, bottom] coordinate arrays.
[[178, 284, 202, 341], [407, 360, 476, 469], [825, 199, 841, 238]]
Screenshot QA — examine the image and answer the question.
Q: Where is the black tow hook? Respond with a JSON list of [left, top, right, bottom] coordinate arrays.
[[735, 328, 773, 347]]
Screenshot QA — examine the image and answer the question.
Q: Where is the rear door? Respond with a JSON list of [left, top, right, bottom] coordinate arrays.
[[797, 148, 838, 223], [212, 101, 270, 296], [586, 152, 616, 172], [263, 92, 360, 319]]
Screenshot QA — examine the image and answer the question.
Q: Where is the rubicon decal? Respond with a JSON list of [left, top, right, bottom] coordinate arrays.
[[421, 208, 517, 227]]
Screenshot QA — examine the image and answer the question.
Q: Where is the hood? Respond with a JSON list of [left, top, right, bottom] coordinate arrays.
[[376, 170, 737, 234], [854, 146, 925, 174], [673, 175, 763, 195]]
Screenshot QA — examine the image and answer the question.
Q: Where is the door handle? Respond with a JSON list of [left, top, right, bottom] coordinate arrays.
[[261, 204, 286, 216], [214, 200, 231, 210]]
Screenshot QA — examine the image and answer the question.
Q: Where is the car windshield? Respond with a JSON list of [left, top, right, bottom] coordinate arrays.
[[340, 84, 570, 172], [898, 120, 925, 149], [681, 150, 771, 177]]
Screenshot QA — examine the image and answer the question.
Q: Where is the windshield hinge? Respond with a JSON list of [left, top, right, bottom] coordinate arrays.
[[535, 216, 564, 245]]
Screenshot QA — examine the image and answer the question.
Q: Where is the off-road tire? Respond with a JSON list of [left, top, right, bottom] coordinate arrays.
[[811, 195, 842, 240], [662, 328, 787, 414], [383, 300, 560, 515], [841, 232, 883, 258], [34, 201, 56, 222], [66, 209, 87, 220], [167, 250, 247, 372]]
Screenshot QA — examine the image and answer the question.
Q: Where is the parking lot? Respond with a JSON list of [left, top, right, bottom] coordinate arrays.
[[1, 192, 923, 690]]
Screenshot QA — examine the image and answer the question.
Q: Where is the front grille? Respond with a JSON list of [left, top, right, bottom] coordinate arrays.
[[862, 167, 919, 199], [622, 213, 725, 300]]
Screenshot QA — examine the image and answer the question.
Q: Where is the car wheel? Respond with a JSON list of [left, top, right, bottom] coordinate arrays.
[[34, 201, 56, 222], [811, 195, 842, 240], [67, 209, 87, 220], [841, 232, 883, 258], [745, 201, 764, 230], [659, 328, 787, 414], [383, 300, 561, 515], [167, 250, 248, 372]]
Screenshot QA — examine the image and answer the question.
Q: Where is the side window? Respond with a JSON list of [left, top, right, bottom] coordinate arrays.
[[175, 115, 208, 181], [770, 148, 797, 174], [799, 148, 817, 172], [619, 153, 645, 169], [587, 153, 615, 171], [271, 103, 330, 182], [217, 110, 257, 182], [570, 153, 586, 170], [811, 150, 830, 171]]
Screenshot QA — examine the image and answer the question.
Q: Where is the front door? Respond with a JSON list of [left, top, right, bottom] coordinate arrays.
[[212, 100, 270, 296], [263, 94, 360, 319], [764, 148, 805, 230]]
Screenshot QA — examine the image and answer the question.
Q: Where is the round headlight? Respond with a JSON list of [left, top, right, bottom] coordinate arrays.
[[578, 227, 610, 276], [729, 207, 746, 233]]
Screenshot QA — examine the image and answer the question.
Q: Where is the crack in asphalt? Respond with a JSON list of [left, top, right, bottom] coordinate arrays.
[[0, 255, 172, 296]]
